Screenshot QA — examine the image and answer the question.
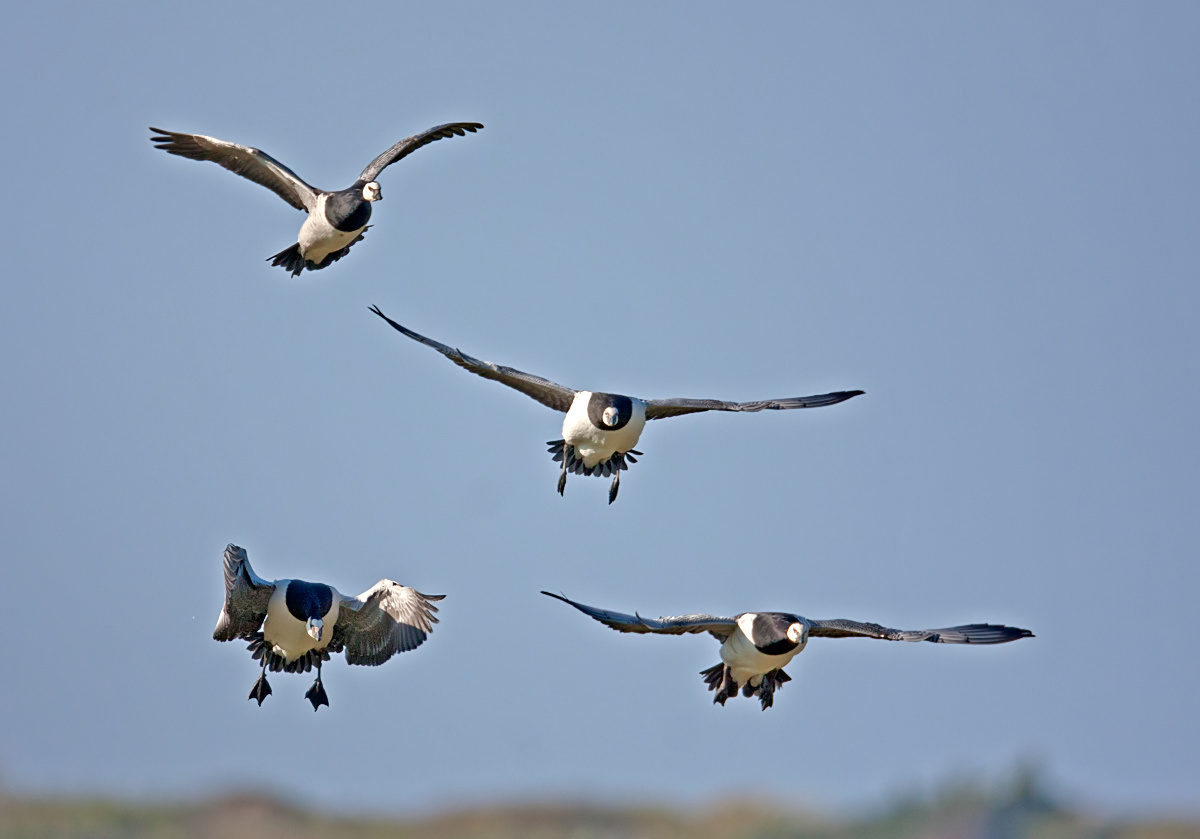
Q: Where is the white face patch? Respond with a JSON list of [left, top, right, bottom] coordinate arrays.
[[787, 623, 806, 644], [306, 617, 324, 641], [363, 181, 382, 201], [602, 406, 619, 426]]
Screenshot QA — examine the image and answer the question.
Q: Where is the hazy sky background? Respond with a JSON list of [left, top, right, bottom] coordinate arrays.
[[1, 0, 1197, 820]]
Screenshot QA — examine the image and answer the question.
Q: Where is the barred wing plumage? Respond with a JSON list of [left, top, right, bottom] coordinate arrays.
[[808, 619, 1033, 644], [542, 592, 738, 641], [333, 580, 445, 666], [213, 544, 275, 642], [370, 306, 577, 413], [358, 122, 484, 183], [150, 128, 318, 211], [645, 390, 864, 420]]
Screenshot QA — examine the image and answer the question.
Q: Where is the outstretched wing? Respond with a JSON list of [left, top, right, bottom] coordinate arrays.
[[358, 122, 484, 183], [332, 580, 445, 666], [542, 592, 738, 641], [150, 127, 319, 212], [370, 306, 577, 413], [644, 390, 864, 420], [808, 619, 1033, 644], [213, 544, 275, 641]]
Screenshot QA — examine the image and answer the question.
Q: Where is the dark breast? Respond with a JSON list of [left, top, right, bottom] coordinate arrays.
[[750, 613, 801, 656], [586, 392, 633, 430], [285, 580, 334, 622], [324, 189, 372, 232]]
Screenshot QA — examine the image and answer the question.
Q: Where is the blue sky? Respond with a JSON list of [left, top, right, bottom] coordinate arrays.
[[1, 0, 1197, 819]]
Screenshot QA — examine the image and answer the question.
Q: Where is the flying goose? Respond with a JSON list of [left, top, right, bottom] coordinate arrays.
[[150, 122, 483, 275], [543, 592, 1032, 709], [214, 544, 444, 710], [370, 306, 864, 503]]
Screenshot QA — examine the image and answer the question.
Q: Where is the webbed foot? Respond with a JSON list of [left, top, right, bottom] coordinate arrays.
[[248, 674, 272, 706], [608, 472, 620, 504], [305, 677, 329, 712]]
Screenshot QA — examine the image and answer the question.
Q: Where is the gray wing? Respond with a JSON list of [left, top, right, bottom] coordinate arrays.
[[542, 592, 738, 641], [358, 122, 484, 183], [644, 390, 864, 420], [370, 306, 577, 413], [150, 127, 319, 212], [213, 544, 275, 641], [332, 580, 445, 666], [808, 619, 1034, 644]]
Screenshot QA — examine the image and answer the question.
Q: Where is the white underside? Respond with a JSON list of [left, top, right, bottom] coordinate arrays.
[[719, 616, 807, 686], [262, 581, 341, 662], [561, 393, 647, 467], [296, 195, 364, 264]]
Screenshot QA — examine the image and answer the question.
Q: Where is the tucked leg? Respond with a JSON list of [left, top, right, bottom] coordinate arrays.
[[716, 666, 738, 706], [756, 672, 776, 710], [755, 669, 790, 711], [701, 663, 739, 705], [304, 660, 329, 712]]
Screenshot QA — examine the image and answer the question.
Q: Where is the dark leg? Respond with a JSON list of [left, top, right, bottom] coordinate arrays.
[[558, 452, 568, 496], [304, 659, 329, 711], [715, 665, 738, 706], [757, 672, 776, 710], [608, 471, 620, 504], [756, 669, 789, 711], [248, 660, 272, 706], [701, 662, 738, 705]]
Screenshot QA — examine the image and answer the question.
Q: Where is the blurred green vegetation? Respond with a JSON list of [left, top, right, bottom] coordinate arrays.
[[1, 770, 1196, 839]]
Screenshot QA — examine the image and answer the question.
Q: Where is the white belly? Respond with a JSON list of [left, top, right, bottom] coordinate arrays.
[[561, 393, 647, 467], [296, 195, 364, 263], [262, 584, 339, 662], [719, 628, 804, 686]]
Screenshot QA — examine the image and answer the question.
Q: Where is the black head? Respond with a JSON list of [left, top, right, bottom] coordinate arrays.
[[747, 612, 807, 656], [325, 186, 373, 232], [284, 580, 334, 622], [587, 392, 633, 431]]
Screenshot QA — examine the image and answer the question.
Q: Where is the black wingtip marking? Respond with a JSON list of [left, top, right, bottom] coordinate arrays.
[[369, 304, 406, 333]]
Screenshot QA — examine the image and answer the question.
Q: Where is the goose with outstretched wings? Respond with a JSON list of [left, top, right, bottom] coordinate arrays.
[[370, 306, 863, 503], [151, 122, 482, 275], [543, 592, 1032, 709]]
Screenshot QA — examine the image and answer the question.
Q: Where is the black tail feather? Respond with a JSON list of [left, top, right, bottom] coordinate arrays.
[[267, 243, 307, 277], [266, 228, 369, 277], [246, 634, 330, 674]]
